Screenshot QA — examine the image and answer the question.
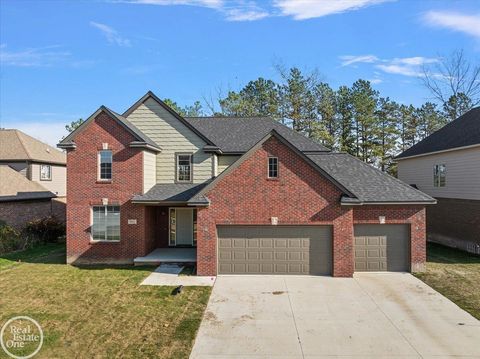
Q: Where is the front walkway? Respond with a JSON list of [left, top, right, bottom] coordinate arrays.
[[141, 264, 215, 286], [190, 273, 480, 358]]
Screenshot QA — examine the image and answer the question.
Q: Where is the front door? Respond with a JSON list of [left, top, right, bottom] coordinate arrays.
[[170, 208, 195, 246]]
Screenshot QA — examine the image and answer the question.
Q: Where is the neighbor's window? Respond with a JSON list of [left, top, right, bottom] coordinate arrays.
[[99, 150, 112, 181], [433, 164, 446, 187], [92, 206, 120, 241], [268, 157, 278, 178], [176, 154, 192, 182], [40, 164, 52, 181]]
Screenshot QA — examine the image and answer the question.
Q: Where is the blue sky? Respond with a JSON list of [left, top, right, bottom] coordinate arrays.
[[1, 0, 479, 146]]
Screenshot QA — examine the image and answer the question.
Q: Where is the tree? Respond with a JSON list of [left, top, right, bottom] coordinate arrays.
[[312, 82, 337, 149], [336, 86, 355, 155], [65, 118, 84, 136], [351, 80, 379, 163], [376, 98, 400, 173], [163, 98, 204, 117], [416, 102, 446, 140], [397, 105, 418, 152], [422, 49, 480, 120]]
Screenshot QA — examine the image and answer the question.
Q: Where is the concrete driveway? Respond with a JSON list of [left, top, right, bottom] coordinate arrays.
[[190, 273, 480, 358]]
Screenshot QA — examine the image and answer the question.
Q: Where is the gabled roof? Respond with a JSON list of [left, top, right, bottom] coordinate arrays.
[[307, 153, 436, 204], [185, 117, 329, 153], [0, 165, 55, 202], [123, 91, 215, 146], [396, 107, 480, 160], [0, 129, 66, 165], [58, 106, 160, 152]]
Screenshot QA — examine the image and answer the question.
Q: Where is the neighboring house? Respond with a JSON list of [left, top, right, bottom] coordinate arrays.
[[58, 91, 435, 276], [397, 107, 480, 254], [0, 129, 67, 228]]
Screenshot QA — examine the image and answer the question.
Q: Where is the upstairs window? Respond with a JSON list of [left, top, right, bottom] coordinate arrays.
[[176, 154, 192, 182], [433, 164, 446, 187], [40, 164, 52, 181], [92, 205, 120, 241], [99, 150, 112, 181], [268, 157, 278, 178]]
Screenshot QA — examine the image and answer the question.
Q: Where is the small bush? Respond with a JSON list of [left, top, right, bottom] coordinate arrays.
[[0, 222, 23, 255], [24, 216, 66, 245]]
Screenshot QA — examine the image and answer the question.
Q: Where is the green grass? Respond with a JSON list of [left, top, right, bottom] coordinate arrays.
[[415, 242, 480, 320], [0, 244, 211, 359]]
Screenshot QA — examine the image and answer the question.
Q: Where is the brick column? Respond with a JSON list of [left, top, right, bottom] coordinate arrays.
[[333, 208, 354, 277]]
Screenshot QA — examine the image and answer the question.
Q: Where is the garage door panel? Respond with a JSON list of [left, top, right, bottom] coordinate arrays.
[[218, 226, 332, 275], [354, 224, 410, 272]]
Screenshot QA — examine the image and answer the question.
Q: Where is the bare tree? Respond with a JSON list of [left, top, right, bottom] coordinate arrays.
[[422, 49, 480, 120]]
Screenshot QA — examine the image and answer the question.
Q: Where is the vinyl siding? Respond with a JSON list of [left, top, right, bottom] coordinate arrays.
[[143, 151, 156, 193], [217, 155, 241, 174], [30, 163, 67, 196], [126, 98, 212, 183], [397, 146, 480, 200]]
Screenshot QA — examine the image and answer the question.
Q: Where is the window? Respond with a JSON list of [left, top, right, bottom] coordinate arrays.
[[176, 154, 192, 182], [169, 208, 176, 246], [433, 164, 446, 187], [92, 206, 120, 241], [268, 157, 278, 178], [99, 150, 112, 181], [40, 164, 51, 181]]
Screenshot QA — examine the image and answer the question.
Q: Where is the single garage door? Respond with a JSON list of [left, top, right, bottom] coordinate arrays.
[[218, 226, 332, 275], [354, 224, 410, 272]]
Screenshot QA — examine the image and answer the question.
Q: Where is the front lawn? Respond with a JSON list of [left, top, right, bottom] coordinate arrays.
[[415, 242, 480, 320], [0, 244, 211, 358]]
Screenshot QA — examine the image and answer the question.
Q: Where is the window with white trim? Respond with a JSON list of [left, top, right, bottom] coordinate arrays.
[[40, 164, 52, 181], [176, 154, 192, 182], [433, 164, 446, 187], [92, 205, 120, 241], [268, 157, 278, 178], [99, 150, 112, 180]]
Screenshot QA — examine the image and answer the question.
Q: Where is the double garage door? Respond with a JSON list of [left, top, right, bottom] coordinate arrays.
[[217, 224, 411, 275], [218, 226, 332, 275]]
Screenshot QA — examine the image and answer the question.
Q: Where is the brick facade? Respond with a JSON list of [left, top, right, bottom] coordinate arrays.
[[196, 136, 427, 276], [66, 118, 427, 275], [427, 198, 480, 254], [0, 198, 65, 230], [66, 111, 151, 264]]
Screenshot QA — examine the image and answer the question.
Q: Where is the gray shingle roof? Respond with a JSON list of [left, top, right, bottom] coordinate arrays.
[[396, 107, 480, 159], [132, 183, 209, 203], [307, 153, 435, 203], [185, 117, 329, 153], [0, 165, 56, 202]]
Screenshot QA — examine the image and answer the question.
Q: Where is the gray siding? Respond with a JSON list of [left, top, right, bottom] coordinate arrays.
[[30, 163, 66, 196], [143, 151, 156, 193], [397, 146, 480, 200], [127, 98, 212, 183], [217, 155, 241, 174]]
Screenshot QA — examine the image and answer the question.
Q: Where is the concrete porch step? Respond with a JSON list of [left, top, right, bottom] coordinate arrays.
[[134, 248, 197, 266]]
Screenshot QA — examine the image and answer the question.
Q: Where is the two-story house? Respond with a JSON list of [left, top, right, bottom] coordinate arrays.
[[397, 107, 480, 254], [0, 129, 67, 228], [58, 91, 435, 277]]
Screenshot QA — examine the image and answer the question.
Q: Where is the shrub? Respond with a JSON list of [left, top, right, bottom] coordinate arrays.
[[0, 222, 23, 255], [24, 216, 66, 245]]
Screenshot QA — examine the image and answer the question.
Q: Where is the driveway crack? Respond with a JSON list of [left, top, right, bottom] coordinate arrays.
[[283, 277, 305, 359]]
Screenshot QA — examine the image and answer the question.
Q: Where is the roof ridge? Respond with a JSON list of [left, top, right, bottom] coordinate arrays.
[[15, 130, 33, 160]]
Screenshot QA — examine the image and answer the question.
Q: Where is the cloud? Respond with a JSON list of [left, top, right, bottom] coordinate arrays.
[[0, 44, 71, 67], [340, 54, 438, 78], [122, 0, 222, 7], [339, 54, 379, 66], [423, 11, 480, 39], [223, 7, 269, 21], [274, 0, 392, 20], [368, 78, 383, 84], [90, 22, 131, 47]]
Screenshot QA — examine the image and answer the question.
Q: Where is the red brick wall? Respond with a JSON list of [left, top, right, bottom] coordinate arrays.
[[197, 136, 427, 276], [66, 111, 149, 264], [197, 136, 354, 276], [0, 199, 60, 230], [353, 205, 426, 272]]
